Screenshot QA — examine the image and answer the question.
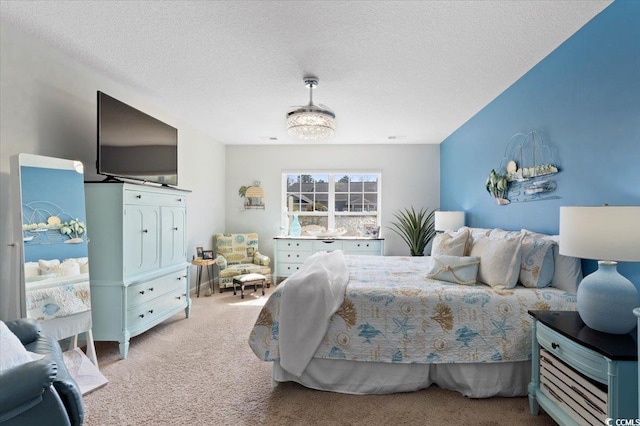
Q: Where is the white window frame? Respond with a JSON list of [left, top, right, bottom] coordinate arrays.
[[281, 170, 382, 231]]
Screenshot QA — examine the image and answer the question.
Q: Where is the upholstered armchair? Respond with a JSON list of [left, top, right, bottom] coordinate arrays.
[[214, 233, 272, 291], [0, 318, 84, 426]]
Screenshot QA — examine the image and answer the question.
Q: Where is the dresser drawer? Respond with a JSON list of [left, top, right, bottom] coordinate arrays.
[[124, 189, 187, 207], [537, 322, 608, 383], [277, 262, 305, 276], [277, 239, 313, 251], [127, 269, 188, 307], [279, 250, 312, 263], [312, 240, 343, 252], [343, 240, 382, 254]]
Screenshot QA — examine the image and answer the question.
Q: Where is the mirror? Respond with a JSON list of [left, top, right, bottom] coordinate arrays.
[[12, 154, 93, 342]]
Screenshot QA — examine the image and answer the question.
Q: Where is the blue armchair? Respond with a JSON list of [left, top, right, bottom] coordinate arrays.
[[0, 319, 84, 426]]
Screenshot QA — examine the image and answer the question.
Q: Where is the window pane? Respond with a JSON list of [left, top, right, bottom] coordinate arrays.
[[363, 193, 378, 212], [284, 172, 380, 233], [335, 175, 349, 192], [335, 192, 348, 212]]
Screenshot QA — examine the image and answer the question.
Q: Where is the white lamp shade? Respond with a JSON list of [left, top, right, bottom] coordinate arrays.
[[434, 211, 465, 232], [559, 206, 640, 262]]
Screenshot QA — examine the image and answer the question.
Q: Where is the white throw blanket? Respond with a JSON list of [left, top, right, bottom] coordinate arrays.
[[279, 250, 349, 377]]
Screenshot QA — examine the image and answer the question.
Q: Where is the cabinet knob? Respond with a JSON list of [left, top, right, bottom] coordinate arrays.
[[176, 296, 181, 300], [173, 227, 179, 231], [142, 229, 149, 233], [148, 287, 154, 291], [177, 198, 183, 202], [551, 342, 559, 350], [139, 290, 145, 295], [136, 195, 142, 199], [139, 314, 145, 318], [148, 309, 154, 314]]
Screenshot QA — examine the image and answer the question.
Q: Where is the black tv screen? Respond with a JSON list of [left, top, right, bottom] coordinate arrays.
[[97, 91, 178, 186]]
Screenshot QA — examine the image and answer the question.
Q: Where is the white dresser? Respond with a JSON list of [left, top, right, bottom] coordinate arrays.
[[273, 237, 384, 278], [85, 182, 191, 359]]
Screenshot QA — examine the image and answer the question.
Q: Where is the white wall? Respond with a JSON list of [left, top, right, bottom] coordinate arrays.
[[0, 24, 226, 320], [225, 144, 440, 259]]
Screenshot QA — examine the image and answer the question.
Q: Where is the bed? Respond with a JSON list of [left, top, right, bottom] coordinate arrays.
[[248, 230, 580, 397]]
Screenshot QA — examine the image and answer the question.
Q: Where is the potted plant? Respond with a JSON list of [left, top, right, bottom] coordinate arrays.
[[388, 206, 435, 256], [486, 169, 510, 205]]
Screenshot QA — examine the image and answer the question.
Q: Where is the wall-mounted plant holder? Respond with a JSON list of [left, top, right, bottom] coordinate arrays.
[[239, 181, 265, 209], [489, 131, 561, 205]]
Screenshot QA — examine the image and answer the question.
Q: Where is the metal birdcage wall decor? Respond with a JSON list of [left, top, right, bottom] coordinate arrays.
[[490, 131, 560, 205]]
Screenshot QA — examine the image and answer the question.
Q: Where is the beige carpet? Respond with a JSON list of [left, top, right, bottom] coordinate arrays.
[[83, 287, 556, 426]]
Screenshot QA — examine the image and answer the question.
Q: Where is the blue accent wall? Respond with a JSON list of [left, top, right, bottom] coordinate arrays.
[[440, 1, 640, 288]]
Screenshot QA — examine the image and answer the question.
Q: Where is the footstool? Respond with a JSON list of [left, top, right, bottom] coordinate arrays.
[[232, 273, 266, 299]]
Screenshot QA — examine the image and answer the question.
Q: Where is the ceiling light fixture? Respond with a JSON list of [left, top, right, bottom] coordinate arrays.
[[287, 77, 335, 140]]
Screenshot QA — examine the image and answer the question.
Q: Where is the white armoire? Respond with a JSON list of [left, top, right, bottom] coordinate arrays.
[[84, 182, 191, 359]]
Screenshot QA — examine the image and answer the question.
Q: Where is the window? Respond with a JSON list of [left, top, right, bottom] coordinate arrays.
[[283, 172, 381, 236]]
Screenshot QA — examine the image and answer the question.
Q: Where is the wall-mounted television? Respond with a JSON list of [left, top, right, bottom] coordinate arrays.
[[97, 91, 178, 186]]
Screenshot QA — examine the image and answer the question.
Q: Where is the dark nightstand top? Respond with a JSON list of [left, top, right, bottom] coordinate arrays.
[[529, 310, 638, 361]]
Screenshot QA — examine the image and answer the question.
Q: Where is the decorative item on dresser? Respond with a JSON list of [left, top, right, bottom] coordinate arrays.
[[559, 205, 640, 334], [528, 310, 638, 425], [84, 182, 191, 359], [273, 236, 384, 279]]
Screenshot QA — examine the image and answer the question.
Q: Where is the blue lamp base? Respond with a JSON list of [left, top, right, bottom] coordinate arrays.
[[577, 261, 639, 335]]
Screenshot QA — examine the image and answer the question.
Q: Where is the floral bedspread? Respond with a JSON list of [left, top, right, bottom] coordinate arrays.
[[249, 255, 577, 364]]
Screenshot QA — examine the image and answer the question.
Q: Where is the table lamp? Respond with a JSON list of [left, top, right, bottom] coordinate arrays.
[[559, 206, 640, 334], [434, 211, 465, 232]]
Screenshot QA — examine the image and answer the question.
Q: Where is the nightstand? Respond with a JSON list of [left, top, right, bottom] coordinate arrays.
[[528, 311, 638, 425]]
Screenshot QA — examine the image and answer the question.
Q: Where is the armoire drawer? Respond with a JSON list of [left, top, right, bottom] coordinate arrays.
[[127, 289, 187, 329], [127, 269, 188, 307], [124, 189, 187, 207]]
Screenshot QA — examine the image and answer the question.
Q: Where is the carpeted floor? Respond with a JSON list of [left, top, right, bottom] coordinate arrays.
[[83, 286, 556, 425]]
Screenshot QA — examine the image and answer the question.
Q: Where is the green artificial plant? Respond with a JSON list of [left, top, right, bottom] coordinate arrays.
[[388, 206, 436, 256], [485, 169, 509, 201]]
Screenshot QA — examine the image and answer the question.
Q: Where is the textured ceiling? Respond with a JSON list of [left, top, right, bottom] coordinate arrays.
[[1, 1, 611, 145]]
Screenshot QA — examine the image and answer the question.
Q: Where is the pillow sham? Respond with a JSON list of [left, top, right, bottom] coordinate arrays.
[[427, 254, 480, 285], [521, 229, 583, 293], [431, 229, 470, 257], [470, 234, 524, 288], [459, 227, 493, 255], [519, 235, 555, 288], [490, 229, 554, 288]]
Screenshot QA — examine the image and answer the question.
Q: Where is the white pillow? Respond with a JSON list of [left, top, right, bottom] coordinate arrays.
[[459, 227, 493, 255], [0, 321, 44, 373], [431, 229, 470, 257], [470, 234, 524, 288], [491, 229, 554, 288], [521, 229, 583, 293], [427, 255, 480, 285], [38, 259, 60, 275]]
